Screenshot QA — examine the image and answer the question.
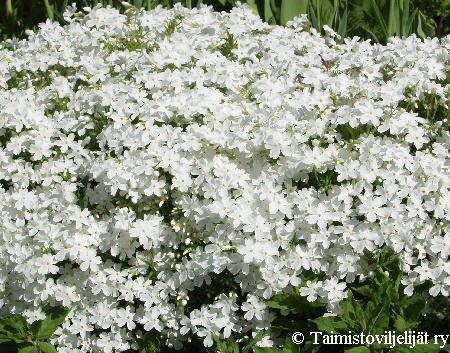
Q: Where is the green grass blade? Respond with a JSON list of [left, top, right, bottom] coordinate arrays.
[[6, 0, 13, 17], [369, 0, 389, 41], [195, 0, 203, 10], [52, 0, 69, 23], [387, 0, 396, 37], [403, 8, 417, 37], [280, 0, 308, 26], [308, 0, 319, 31], [400, 0, 408, 33], [336, 6, 348, 43], [244, 0, 260, 17], [264, 0, 276, 24], [361, 25, 381, 43], [43, 0, 55, 21]]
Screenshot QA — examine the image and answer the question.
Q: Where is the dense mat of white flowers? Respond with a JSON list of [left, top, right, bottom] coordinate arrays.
[[1, 2, 450, 351]]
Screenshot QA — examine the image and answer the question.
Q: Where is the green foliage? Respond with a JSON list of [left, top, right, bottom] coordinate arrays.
[[0, 306, 71, 353], [260, 249, 450, 353], [411, 0, 450, 37], [0, 0, 444, 44], [348, 0, 435, 44], [164, 14, 185, 36], [219, 30, 238, 60]]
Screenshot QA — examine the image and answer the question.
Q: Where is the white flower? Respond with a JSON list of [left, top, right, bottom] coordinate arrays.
[[241, 295, 266, 320], [35, 254, 59, 275], [1, 2, 450, 351]]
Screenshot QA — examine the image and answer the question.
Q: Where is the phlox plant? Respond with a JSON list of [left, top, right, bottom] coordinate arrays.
[[1, 2, 450, 353]]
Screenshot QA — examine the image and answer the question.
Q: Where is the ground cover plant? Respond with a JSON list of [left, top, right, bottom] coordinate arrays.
[[1, 2, 450, 352]]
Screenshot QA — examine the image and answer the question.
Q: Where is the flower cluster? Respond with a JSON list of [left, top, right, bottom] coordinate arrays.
[[1, 2, 450, 351]]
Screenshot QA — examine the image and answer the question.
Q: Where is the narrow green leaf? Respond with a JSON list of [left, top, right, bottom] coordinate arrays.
[[369, 0, 389, 41], [402, 9, 417, 37], [0, 333, 13, 344], [264, 0, 276, 24], [38, 306, 71, 340], [269, 0, 281, 23], [416, 10, 435, 39], [244, 0, 260, 16], [280, 0, 308, 26], [43, 0, 55, 21], [6, 0, 14, 17], [308, 1, 319, 31], [387, 0, 396, 37], [400, 0, 408, 35], [336, 7, 348, 43], [39, 342, 58, 353]]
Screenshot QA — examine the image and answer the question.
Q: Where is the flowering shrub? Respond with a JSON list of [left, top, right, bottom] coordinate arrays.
[[1, 2, 450, 352]]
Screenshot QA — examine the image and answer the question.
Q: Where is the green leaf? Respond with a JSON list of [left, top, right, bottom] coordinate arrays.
[[352, 285, 373, 298], [311, 316, 350, 333], [280, 0, 308, 26], [336, 7, 348, 43], [37, 306, 71, 340], [282, 335, 300, 353], [213, 335, 240, 353], [0, 338, 11, 345], [344, 347, 370, 353], [416, 10, 435, 39], [340, 290, 366, 331], [368, 0, 389, 40], [401, 293, 426, 323], [0, 314, 29, 342], [271, 316, 310, 333], [18, 343, 38, 353], [243, 330, 268, 353], [364, 283, 390, 335], [409, 343, 446, 353], [39, 342, 57, 353], [136, 330, 161, 353], [264, 0, 278, 24], [266, 293, 301, 311], [394, 315, 408, 331], [43, 0, 54, 21], [243, 0, 260, 16], [253, 347, 283, 353]]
